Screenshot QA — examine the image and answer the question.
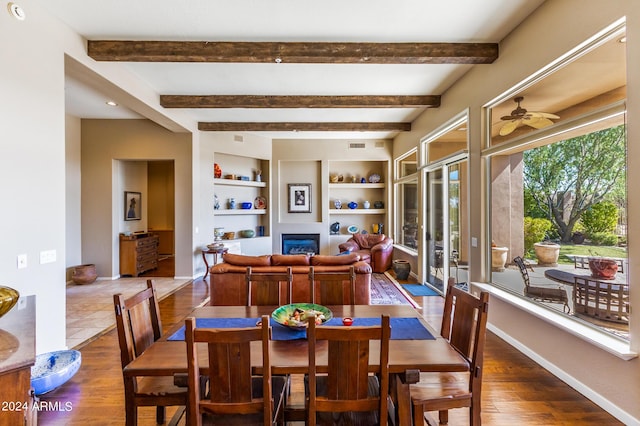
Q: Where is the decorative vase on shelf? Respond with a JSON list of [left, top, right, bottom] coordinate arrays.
[[330, 222, 340, 235], [334, 199, 342, 209], [348, 201, 358, 209], [72, 264, 97, 285], [363, 200, 370, 209], [214, 163, 222, 178], [393, 260, 411, 280], [228, 198, 236, 209], [0, 286, 20, 318]]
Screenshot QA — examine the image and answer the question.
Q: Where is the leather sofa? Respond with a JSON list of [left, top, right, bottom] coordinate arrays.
[[338, 233, 394, 273], [209, 253, 372, 305]]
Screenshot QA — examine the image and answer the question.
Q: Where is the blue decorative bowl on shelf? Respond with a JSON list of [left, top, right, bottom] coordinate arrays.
[[241, 202, 253, 209], [348, 201, 358, 209], [31, 350, 82, 395]]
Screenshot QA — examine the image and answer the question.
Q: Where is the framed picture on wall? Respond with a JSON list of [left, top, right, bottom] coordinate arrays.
[[124, 191, 142, 221], [288, 183, 311, 213]]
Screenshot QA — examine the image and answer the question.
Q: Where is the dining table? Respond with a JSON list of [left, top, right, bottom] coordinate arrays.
[[124, 304, 469, 426], [544, 267, 627, 285]]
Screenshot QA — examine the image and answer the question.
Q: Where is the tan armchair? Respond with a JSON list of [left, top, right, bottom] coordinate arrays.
[[338, 233, 393, 273]]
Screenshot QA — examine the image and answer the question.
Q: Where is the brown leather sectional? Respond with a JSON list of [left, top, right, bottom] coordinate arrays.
[[209, 253, 372, 305]]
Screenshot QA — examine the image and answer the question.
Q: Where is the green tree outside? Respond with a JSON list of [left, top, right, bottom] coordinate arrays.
[[523, 125, 626, 242]]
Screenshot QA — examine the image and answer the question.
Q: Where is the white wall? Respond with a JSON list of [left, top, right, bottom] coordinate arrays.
[[1, 0, 69, 353], [393, 0, 640, 423], [65, 115, 82, 282]]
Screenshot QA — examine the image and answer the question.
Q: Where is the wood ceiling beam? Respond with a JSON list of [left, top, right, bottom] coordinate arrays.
[[197, 122, 411, 132], [161, 95, 440, 109], [87, 41, 498, 64]]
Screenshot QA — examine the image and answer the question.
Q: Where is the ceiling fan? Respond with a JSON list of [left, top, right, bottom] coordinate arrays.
[[499, 96, 559, 136]]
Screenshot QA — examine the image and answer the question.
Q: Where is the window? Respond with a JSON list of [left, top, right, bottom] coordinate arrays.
[[485, 24, 628, 340], [395, 150, 418, 250]]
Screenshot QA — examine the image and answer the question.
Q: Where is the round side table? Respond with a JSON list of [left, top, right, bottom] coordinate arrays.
[[202, 247, 229, 279]]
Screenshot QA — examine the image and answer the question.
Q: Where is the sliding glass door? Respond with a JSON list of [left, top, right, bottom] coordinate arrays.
[[422, 156, 468, 293]]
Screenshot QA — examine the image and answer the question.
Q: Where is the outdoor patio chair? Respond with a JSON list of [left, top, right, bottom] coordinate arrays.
[[513, 256, 570, 313]]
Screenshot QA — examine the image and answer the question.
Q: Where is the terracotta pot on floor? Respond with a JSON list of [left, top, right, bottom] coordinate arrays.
[[72, 264, 98, 285], [393, 260, 411, 280]]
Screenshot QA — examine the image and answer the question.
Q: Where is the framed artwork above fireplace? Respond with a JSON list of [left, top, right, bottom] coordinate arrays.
[[288, 183, 311, 213]]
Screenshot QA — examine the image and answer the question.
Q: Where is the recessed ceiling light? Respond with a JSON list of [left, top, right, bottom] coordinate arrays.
[[106, 101, 118, 107], [7, 3, 26, 20]]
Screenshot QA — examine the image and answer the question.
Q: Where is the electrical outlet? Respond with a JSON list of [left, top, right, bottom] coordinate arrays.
[[17, 254, 27, 269], [40, 249, 57, 264]]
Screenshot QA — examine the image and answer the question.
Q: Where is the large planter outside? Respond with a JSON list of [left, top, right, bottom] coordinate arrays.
[[491, 247, 508, 272], [533, 242, 560, 266], [588, 257, 618, 279]]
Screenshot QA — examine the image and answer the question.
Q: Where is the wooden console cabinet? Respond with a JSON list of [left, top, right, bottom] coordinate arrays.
[[119, 233, 159, 277], [0, 295, 37, 426]]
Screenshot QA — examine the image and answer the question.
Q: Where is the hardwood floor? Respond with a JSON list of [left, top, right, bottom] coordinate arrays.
[[39, 277, 622, 425]]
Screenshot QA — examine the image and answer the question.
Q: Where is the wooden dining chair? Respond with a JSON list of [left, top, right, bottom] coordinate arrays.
[[184, 315, 287, 426], [113, 279, 188, 425], [308, 265, 356, 305], [307, 314, 391, 426], [513, 256, 570, 313], [245, 266, 293, 306], [409, 286, 489, 426]]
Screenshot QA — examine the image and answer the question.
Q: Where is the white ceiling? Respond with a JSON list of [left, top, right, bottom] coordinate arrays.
[[36, 0, 548, 139]]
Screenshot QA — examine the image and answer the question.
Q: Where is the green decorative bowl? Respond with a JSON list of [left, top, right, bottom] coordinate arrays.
[[271, 303, 333, 329], [0, 286, 20, 318], [239, 229, 255, 238]]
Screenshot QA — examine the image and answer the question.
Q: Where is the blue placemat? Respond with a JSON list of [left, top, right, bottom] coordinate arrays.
[[168, 317, 434, 341], [401, 284, 440, 297]]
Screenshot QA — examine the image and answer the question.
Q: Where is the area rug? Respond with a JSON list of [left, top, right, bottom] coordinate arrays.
[[401, 284, 439, 297], [370, 273, 420, 308]]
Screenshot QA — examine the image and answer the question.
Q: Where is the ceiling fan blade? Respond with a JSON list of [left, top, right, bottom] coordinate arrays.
[[499, 119, 520, 136], [525, 117, 555, 129], [528, 111, 560, 119]]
